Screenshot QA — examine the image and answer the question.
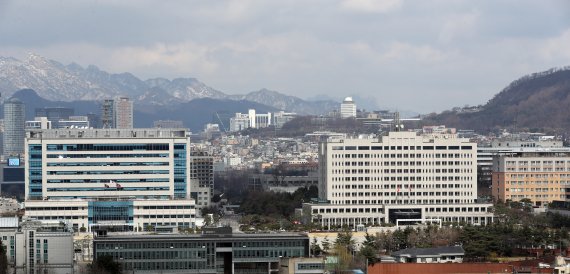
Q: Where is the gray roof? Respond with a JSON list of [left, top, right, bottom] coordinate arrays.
[[391, 246, 464, 258]]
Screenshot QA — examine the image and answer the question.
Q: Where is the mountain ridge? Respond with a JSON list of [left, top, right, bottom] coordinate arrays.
[[0, 54, 337, 115], [424, 66, 570, 133]]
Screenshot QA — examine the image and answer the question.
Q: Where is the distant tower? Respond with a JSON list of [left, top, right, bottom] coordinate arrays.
[[340, 97, 356, 118], [101, 99, 114, 128], [114, 97, 133, 129], [3, 98, 25, 157]]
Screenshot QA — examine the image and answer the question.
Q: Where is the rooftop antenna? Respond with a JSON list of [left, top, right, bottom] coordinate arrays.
[[393, 111, 404, 132]]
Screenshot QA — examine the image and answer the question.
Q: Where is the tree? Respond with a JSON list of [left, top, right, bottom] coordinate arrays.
[[90, 255, 122, 274], [359, 245, 378, 265], [0, 239, 7, 274], [321, 236, 331, 254], [335, 229, 355, 253], [310, 238, 322, 256]]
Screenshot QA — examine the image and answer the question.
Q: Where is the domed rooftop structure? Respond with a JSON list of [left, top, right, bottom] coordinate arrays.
[[343, 97, 353, 103]]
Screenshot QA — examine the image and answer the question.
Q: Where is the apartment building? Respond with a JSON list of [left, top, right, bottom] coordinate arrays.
[[491, 149, 570, 206], [303, 131, 493, 229], [24, 128, 196, 232]]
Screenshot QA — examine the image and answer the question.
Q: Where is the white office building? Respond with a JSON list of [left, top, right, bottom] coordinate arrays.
[[303, 131, 493, 229], [229, 109, 273, 132], [25, 117, 52, 130], [340, 97, 356, 118], [24, 128, 196, 232]]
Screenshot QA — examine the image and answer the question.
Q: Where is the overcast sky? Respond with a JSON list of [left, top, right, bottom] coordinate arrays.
[[1, 0, 569, 113]]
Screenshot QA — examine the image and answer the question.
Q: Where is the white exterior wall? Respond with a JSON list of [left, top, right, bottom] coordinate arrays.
[[340, 101, 356, 118], [248, 109, 256, 128], [25, 199, 196, 232], [132, 199, 196, 230], [308, 131, 492, 228], [320, 132, 478, 205], [25, 135, 190, 200]]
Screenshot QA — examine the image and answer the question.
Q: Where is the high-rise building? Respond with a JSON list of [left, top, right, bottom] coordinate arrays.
[[302, 131, 494, 229], [101, 99, 114, 128], [114, 97, 133, 129], [340, 97, 356, 118], [35, 107, 74, 129], [100, 97, 134, 129], [491, 148, 570, 206], [3, 98, 25, 158], [190, 149, 214, 212], [24, 128, 196, 232]]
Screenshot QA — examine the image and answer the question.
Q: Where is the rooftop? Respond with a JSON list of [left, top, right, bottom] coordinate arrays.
[[27, 128, 189, 139], [391, 246, 465, 258]]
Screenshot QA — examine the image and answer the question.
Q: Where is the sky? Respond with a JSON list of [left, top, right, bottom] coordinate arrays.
[[0, 0, 569, 113]]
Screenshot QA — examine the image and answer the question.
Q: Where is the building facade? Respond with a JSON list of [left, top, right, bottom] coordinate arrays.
[[303, 131, 493, 229], [229, 109, 273, 132], [24, 129, 196, 232], [0, 217, 74, 274], [114, 97, 133, 129], [93, 227, 309, 274], [3, 97, 25, 158], [153, 120, 184, 129], [35, 107, 74, 129], [340, 97, 356, 118], [25, 117, 52, 130], [491, 149, 570, 206], [190, 149, 214, 211], [101, 99, 114, 128]]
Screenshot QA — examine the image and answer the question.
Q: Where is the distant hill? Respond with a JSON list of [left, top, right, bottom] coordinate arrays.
[[424, 67, 570, 133], [0, 54, 337, 115], [4, 89, 277, 131]]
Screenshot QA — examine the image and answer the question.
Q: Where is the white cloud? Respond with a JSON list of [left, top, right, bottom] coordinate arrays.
[[438, 10, 480, 44], [340, 0, 402, 13], [540, 29, 570, 61]]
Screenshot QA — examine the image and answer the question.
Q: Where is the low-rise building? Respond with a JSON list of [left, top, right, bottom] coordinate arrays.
[[279, 257, 325, 274], [93, 226, 309, 274], [0, 217, 74, 274], [391, 246, 464, 263]]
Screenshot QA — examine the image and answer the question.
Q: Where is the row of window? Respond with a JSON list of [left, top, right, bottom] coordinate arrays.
[[46, 143, 172, 151], [331, 145, 473, 151], [333, 160, 473, 166], [331, 199, 474, 205], [331, 183, 473, 190], [26, 205, 195, 211], [313, 205, 487, 214], [331, 191, 473, 197], [332, 176, 474, 182], [47, 162, 169, 167], [332, 168, 473, 174]]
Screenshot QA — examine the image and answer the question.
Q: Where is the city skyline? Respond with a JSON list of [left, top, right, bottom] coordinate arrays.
[[1, 1, 569, 113]]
